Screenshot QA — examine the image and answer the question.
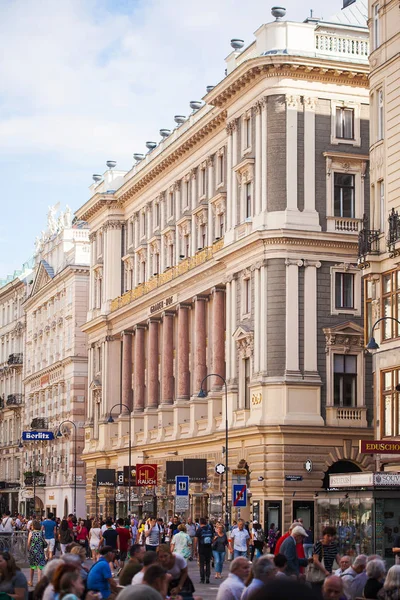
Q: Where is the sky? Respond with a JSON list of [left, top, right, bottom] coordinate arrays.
[[0, 0, 344, 279]]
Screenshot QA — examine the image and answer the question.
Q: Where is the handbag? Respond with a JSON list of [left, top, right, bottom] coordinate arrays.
[[305, 546, 326, 584], [42, 533, 48, 549]]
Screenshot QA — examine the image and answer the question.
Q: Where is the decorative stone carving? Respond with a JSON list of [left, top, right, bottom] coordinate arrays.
[[206, 155, 214, 167], [226, 118, 239, 135], [234, 327, 254, 358], [323, 322, 364, 354], [303, 96, 317, 111], [173, 180, 181, 192], [286, 95, 302, 109], [285, 258, 304, 267], [103, 220, 124, 231]]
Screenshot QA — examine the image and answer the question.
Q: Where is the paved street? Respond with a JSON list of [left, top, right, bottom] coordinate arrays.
[[20, 555, 226, 600]]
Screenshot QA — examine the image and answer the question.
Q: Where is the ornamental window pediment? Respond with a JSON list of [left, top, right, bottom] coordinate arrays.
[[234, 158, 255, 184], [210, 192, 227, 216], [233, 325, 254, 358], [323, 321, 364, 353], [177, 216, 191, 236]]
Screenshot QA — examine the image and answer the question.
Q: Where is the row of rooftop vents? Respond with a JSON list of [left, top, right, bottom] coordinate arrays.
[[91, 7, 289, 183]]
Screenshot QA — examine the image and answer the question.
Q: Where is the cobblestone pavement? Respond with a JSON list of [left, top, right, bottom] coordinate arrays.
[[21, 555, 226, 600]]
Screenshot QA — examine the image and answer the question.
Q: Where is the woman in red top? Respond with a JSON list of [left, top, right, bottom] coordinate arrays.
[[76, 519, 89, 548]]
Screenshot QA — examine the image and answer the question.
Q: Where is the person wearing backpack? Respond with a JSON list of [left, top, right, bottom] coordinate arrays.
[[251, 521, 265, 560], [194, 517, 213, 584]]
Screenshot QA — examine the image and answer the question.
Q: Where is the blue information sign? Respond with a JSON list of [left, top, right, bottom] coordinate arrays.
[[176, 475, 189, 496], [22, 431, 54, 441], [233, 484, 247, 507]]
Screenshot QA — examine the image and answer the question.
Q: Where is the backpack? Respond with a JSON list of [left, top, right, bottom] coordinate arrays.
[[257, 528, 265, 543], [200, 525, 212, 545]]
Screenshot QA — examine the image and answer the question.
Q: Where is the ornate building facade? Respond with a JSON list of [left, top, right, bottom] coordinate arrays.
[[21, 207, 90, 517], [359, 0, 400, 459], [78, 2, 373, 529], [0, 262, 32, 514]]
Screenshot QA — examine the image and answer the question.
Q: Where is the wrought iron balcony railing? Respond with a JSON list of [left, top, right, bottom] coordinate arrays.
[[6, 394, 23, 407], [358, 227, 380, 259], [387, 208, 400, 256], [7, 353, 23, 366]]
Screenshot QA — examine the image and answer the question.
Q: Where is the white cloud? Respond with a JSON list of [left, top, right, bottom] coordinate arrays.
[[0, 0, 343, 170]]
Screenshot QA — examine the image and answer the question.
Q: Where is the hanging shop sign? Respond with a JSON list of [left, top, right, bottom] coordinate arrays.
[[136, 464, 158, 486]]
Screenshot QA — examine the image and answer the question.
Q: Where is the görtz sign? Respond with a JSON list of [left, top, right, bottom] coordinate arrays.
[[359, 440, 400, 454]]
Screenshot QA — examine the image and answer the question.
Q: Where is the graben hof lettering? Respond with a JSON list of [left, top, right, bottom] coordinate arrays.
[[149, 296, 175, 315]]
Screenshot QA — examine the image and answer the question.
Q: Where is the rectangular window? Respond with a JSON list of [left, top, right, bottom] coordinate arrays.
[[184, 235, 190, 258], [169, 244, 174, 268], [200, 225, 206, 249], [244, 358, 250, 409], [218, 214, 224, 239], [155, 203, 160, 228], [245, 117, 251, 148], [373, 3, 380, 50], [218, 155, 224, 184], [168, 192, 174, 217], [378, 89, 384, 140], [245, 182, 252, 219], [335, 107, 354, 140], [382, 368, 400, 437], [334, 354, 357, 407], [365, 280, 373, 345], [381, 270, 400, 340], [141, 213, 146, 237], [185, 181, 190, 208], [379, 180, 385, 232], [201, 168, 206, 196], [335, 272, 354, 309], [244, 278, 251, 314], [334, 173, 355, 218]]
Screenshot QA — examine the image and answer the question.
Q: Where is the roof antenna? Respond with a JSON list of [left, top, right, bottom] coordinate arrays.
[[310, 9, 313, 18]]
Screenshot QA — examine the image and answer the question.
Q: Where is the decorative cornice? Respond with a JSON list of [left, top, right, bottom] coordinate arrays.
[[226, 117, 239, 135], [286, 94, 302, 109], [208, 59, 368, 108], [285, 258, 304, 267], [303, 96, 318, 111]]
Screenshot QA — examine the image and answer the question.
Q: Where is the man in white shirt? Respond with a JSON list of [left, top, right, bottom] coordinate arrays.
[[216, 557, 251, 600], [341, 554, 367, 600], [334, 555, 352, 576], [131, 551, 158, 585], [229, 519, 250, 559]]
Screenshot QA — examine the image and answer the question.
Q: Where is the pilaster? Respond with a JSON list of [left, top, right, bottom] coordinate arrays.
[[285, 259, 302, 377], [303, 260, 322, 379]]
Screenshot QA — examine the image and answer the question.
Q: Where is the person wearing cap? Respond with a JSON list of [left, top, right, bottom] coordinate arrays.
[[280, 526, 309, 576]]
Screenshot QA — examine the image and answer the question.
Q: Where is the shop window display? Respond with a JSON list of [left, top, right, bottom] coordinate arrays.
[[316, 497, 373, 556]]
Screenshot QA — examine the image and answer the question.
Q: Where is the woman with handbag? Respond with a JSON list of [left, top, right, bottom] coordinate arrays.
[[76, 520, 88, 549], [306, 526, 341, 589], [27, 520, 47, 587], [212, 524, 228, 579], [158, 544, 195, 598], [59, 519, 74, 555]]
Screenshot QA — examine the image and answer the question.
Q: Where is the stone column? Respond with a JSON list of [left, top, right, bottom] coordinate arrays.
[[254, 102, 262, 215], [285, 259, 302, 375], [177, 304, 190, 399], [121, 331, 133, 412], [261, 98, 268, 212], [231, 120, 239, 228], [134, 325, 146, 411], [147, 319, 159, 408], [286, 95, 301, 211], [161, 312, 175, 404], [103, 221, 123, 301], [304, 261, 321, 374], [194, 296, 208, 392], [226, 130, 232, 231], [211, 287, 225, 389], [303, 97, 317, 213]]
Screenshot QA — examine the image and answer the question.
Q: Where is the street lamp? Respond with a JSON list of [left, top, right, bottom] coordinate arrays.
[[198, 374, 229, 530], [107, 403, 132, 517], [367, 316, 400, 350], [57, 420, 78, 516]]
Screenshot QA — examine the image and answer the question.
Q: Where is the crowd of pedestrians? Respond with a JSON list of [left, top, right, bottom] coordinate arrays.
[[1, 510, 400, 600]]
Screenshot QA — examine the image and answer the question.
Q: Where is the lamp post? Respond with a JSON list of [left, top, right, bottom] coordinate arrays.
[[107, 403, 132, 517], [366, 316, 400, 350], [198, 374, 229, 529], [57, 420, 78, 516]]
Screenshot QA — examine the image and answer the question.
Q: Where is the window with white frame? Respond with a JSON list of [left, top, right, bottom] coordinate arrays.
[[336, 107, 354, 140], [245, 182, 252, 219], [200, 224, 206, 249], [244, 358, 251, 409], [242, 277, 251, 316], [168, 191, 174, 218], [200, 167, 206, 197], [330, 264, 361, 316], [334, 354, 357, 407], [330, 102, 361, 147], [141, 212, 146, 237], [377, 88, 384, 141], [168, 243, 174, 268], [243, 114, 252, 151], [217, 151, 224, 186], [335, 272, 354, 309], [155, 202, 160, 229], [334, 173, 355, 218], [379, 180, 385, 232], [218, 214, 224, 239], [184, 234, 190, 258], [372, 3, 380, 50], [184, 179, 190, 209]]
